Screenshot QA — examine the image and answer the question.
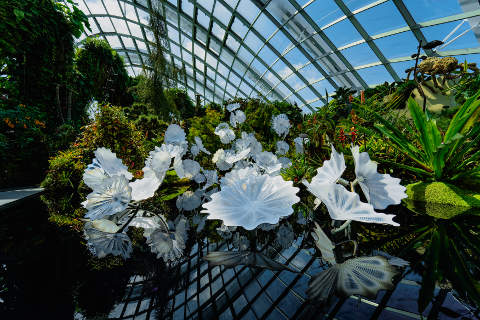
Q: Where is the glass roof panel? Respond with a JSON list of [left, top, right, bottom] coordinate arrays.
[[403, 0, 466, 22], [79, 0, 480, 112], [304, 0, 344, 28], [341, 42, 379, 67], [214, 2, 232, 26], [374, 31, 422, 60], [355, 1, 407, 35], [322, 18, 363, 48]]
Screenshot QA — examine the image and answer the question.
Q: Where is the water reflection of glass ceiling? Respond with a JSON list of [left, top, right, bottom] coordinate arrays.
[[78, 0, 480, 112]]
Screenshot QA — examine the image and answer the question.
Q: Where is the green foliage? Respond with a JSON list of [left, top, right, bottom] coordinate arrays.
[[41, 104, 148, 228], [366, 90, 480, 183], [0, 0, 89, 125], [131, 5, 184, 119], [134, 114, 169, 144], [0, 103, 49, 187], [0, 0, 93, 186], [187, 107, 224, 169], [165, 88, 197, 120], [243, 98, 302, 148], [75, 37, 132, 106]]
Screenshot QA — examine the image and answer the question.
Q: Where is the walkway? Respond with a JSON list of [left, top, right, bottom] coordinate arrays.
[[0, 187, 44, 211]]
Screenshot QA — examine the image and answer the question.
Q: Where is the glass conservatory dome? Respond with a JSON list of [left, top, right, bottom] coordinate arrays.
[[77, 0, 480, 112]]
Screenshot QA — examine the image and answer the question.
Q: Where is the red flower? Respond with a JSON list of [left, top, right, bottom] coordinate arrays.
[[338, 128, 346, 147], [350, 126, 358, 144]]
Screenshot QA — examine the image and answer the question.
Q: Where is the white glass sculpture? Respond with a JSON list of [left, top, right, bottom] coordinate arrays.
[[307, 223, 397, 302], [82, 175, 132, 220], [146, 217, 188, 262], [84, 221, 132, 259], [254, 151, 282, 175], [276, 140, 289, 155], [317, 184, 399, 226], [351, 145, 407, 210], [174, 159, 201, 179], [176, 190, 202, 211], [294, 137, 305, 154], [302, 145, 346, 197], [83, 147, 133, 189], [164, 124, 186, 145], [214, 123, 236, 144], [271, 114, 291, 137], [230, 110, 246, 128], [204, 251, 297, 272], [226, 102, 241, 112], [129, 167, 161, 201], [202, 173, 300, 230]]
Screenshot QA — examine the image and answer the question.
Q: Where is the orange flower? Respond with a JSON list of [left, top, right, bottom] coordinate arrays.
[[4, 118, 14, 128], [34, 119, 46, 128]]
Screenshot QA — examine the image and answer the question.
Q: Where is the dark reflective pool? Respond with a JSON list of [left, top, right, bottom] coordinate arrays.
[[0, 197, 478, 320]]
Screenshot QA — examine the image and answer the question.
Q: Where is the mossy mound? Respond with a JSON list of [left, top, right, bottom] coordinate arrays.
[[405, 182, 480, 219]]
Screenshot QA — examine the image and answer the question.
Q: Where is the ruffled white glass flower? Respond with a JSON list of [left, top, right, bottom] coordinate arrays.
[[82, 175, 132, 220], [278, 157, 292, 169], [224, 148, 251, 164], [129, 167, 161, 201], [230, 110, 246, 128], [176, 190, 202, 211], [202, 174, 300, 230], [174, 159, 201, 179], [276, 141, 289, 155], [194, 136, 211, 155], [318, 184, 399, 226], [202, 170, 218, 189], [156, 143, 186, 159], [190, 144, 200, 158], [226, 102, 241, 112], [302, 145, 346, 199], [84, 220, 132, 259], [234, 132, 262, 158], [351, 145, 407, 210], [294, 137, 305, 154], [214, 123, 236, 144], [254, 151, 282, 175], [220, 167, 259, 187], [272, 114, 291, 138], [212, 149, 233, 171], [130, 149, 171, 201], [164, 124, 186, 145], [146, 216, 188, 262], [83, 147, 133, 190]]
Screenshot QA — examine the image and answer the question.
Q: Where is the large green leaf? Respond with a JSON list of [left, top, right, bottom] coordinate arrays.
[[445, 90, 480, 158]]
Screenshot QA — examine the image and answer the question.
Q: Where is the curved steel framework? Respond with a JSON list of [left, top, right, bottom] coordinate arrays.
[[78, 0, 480, 112]]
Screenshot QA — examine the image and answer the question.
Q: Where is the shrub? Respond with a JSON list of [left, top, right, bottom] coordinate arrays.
[[41, 104, 148, 229]]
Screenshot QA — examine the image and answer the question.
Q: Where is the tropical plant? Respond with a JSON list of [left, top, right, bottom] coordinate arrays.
[[367, 90, 480, 183], [75, 37, 133, 107]]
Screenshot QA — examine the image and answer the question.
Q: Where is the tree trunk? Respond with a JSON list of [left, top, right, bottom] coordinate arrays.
[[67, 89, 72, 122], [56, 84, 64, 124]]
